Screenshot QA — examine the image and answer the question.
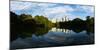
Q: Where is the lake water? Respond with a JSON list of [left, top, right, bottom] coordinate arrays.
[[10, 27, 94, 49]]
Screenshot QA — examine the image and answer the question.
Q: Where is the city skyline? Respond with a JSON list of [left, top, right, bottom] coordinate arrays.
[[10, 1, 94, 23]]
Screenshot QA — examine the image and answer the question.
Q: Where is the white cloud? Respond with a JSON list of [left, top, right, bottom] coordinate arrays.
[[10, 1, 94, 22], [44, 6, 74, 14], [42, 5, 85, 23], [37, 3, 57, 8], [10, 0, 94, 5], [45, 7, 67, 14], [43, 5, 75, 20], [81, 6, 94, 14], [10, 1, 57, 12], [74, 5, 94, 15], [10, 1, 33, 11]]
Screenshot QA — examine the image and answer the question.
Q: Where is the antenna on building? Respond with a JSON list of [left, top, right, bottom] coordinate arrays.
[[65, 16, 67, 22], [62, 18, 64, 22]]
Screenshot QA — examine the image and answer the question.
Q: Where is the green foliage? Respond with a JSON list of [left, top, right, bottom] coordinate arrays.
[[10, 11, 94, 41], [34, 15, 54, 27], [10, 11, 55, 28], [86, 16, 94, 33], [19, 14, 33, 21], [57, 16, 94, 33], [86, 16, 94, 26]]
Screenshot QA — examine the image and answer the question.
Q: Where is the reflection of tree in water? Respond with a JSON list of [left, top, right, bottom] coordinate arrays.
[[57, 16, 94, 34], [11, 27, 51, 41], [10, 11, 94, 43], [33, 27, 51, 36], [10, 11, 53, 41], [20, 28, 50, 37], [10, 27, 36, 41], [86, 28, 94, 35], [57, 27, 83, 33], [57, 27, 94, 34], [71, 28, 84, 33]]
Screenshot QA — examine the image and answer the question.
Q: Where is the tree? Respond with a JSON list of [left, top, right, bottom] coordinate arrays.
[[86, 16, 90, 21], [86, 16, 94, 33], [34, 15, 54, 27], [19, 14, 33, 21]]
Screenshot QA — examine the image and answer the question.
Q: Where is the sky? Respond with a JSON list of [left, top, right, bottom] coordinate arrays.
[[10, 1, 94, 23]]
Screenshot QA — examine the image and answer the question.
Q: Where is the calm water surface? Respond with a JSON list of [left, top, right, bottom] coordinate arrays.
[[10, 27, 94, 49]]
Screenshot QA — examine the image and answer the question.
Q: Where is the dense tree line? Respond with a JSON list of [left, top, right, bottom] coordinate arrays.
[[10, 11, 94, 41], [10, 11, 54, 41], [57, 16, 94, 33], [10, 11, 54, 28]]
